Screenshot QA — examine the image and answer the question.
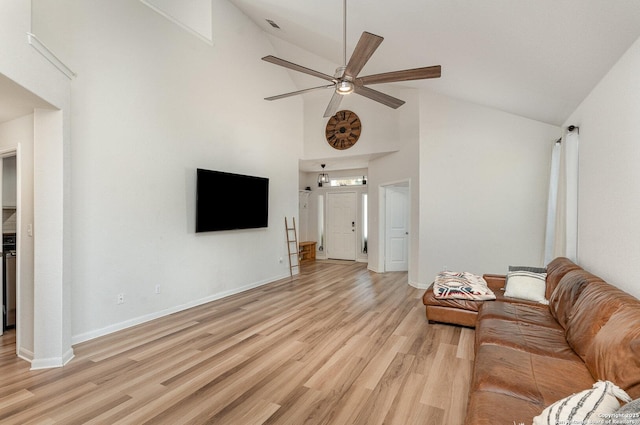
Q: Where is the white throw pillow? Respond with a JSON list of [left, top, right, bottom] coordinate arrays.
[[504, 270, 548, 304], [533, 381, 632, 425]]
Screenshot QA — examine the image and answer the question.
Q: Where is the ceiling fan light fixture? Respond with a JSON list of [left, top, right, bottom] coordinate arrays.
[[261, 0, 441, 116], [336, 80, 354, 95]]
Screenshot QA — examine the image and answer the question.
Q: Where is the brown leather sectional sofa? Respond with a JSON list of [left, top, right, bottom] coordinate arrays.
[[423, 257, 640, 424]]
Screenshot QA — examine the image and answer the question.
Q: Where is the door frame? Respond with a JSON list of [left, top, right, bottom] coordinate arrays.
[[378, 179, 411, 272]]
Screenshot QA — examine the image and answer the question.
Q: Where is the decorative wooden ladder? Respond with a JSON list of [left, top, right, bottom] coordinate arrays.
[[285, 217, 299, 277]]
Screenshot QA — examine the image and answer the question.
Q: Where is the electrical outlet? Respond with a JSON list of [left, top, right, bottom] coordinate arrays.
[[117, 293, 125, 304], [155, 284, 160, 294]]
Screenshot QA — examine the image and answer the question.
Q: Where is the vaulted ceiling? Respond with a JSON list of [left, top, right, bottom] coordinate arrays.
[[229, 0, 640, 126], [3, 1, 640, 128]]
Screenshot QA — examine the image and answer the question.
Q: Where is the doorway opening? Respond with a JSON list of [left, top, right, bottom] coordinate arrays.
[[2, 154, 17, 333]]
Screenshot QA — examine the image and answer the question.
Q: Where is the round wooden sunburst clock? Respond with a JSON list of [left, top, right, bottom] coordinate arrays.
[[325, 110, 362, 150]]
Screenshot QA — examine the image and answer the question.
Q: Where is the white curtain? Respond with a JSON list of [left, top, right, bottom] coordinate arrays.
[[544, 127, 579, 264], [543, 141, 561, 265]]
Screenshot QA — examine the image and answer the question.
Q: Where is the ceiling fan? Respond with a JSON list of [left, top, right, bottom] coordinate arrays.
[[262, 0, 441, 118]]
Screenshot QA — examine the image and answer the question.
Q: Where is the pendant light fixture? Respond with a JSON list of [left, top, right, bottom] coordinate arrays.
[[317, 164, 330, 187]]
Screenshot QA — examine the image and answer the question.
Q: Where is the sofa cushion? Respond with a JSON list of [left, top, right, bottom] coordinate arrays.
[[470, 344, 595, 408], [545, 257, 583, 300], [475, 318, 578, 360], [580, 304, 640, 399], [478, 301, 559, 329], [565, 280, 637, 356], [464, 390, 543, 425], [548, 269, 600, 329]]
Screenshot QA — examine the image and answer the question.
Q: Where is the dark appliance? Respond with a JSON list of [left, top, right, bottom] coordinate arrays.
[[3, 233, 16, 330]]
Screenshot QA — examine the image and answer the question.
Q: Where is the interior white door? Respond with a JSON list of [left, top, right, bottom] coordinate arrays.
[[326, 192, 357, 260], [385, 185, 409, 271]]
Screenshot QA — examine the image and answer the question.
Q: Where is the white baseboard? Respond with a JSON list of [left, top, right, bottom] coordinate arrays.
[[30, 359, 55, 370], [29, 347, 74, 370], [62, 348, 75, 366], [71, 272, 291, 345], [409, 280, 429, 289], [367, 264, 382, 273], [18, 347, 33, 363], [367, 266, 426, 289]]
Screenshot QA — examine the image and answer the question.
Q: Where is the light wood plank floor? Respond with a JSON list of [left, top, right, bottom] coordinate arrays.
[[0, 261, 474, 425]]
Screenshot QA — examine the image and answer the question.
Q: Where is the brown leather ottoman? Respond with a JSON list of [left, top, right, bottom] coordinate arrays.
[[422, 274, 509, 327]]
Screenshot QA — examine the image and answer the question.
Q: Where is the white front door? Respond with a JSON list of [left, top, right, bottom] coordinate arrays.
[[385, 185, 409, 271], [326, 192, 357, 260]]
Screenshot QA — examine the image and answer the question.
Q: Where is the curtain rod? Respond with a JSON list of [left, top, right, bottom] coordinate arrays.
[[556, 125, 578, 144]]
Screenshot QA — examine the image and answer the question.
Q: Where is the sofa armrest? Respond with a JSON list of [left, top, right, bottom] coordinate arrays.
[[483, 274, 506, 291]]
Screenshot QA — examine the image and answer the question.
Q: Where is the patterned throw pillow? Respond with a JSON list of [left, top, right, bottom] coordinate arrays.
[[532, 381, 632, 425], [433, 271, 496, 301]]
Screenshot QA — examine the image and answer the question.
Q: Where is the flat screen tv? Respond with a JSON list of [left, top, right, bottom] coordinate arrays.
[[196, 168, 269, 233]]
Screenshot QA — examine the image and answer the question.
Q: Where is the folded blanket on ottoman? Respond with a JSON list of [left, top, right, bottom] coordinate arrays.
[[434, 271, 496, 301]]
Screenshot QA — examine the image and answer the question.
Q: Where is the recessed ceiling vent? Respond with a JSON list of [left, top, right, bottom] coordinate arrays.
[[266, 19, 281, 29]]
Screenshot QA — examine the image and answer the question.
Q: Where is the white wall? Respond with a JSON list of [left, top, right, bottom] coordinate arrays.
[[302, 86, 403, 160], [33, 108, 68, 368], [32, 0, 303, 342], [564, 36, 640, 298], [306, 84, 560, 288], [367, 89, 421, 285], [418, 91, 560, 286]]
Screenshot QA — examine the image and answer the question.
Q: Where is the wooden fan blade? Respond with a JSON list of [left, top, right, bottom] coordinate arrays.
[[265, 85, 334, 101], [262, 55, 336, 82], [323, 92, 343, 118], [354, 85, 405, 109], [358, 65, 441, 85], [343, 32, 384, 79]]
